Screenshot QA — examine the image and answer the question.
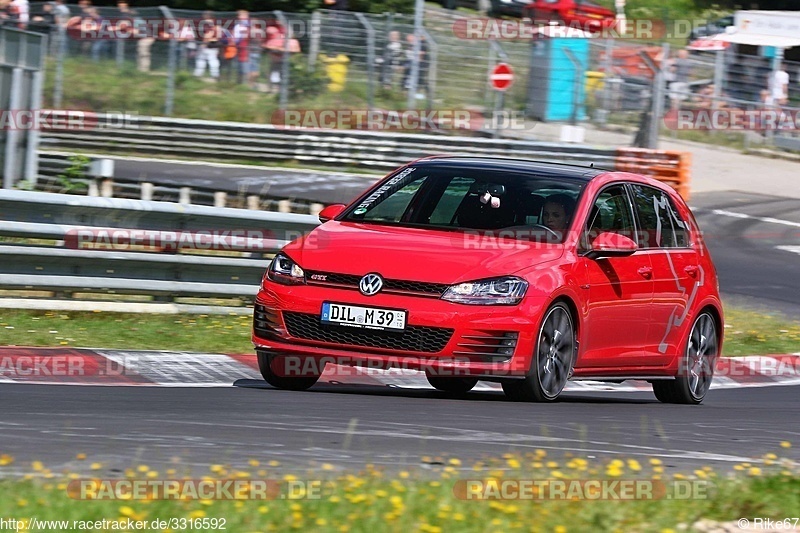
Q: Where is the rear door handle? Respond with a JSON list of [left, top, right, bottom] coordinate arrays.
[[637, 266, 653, 279], [684, 265, 699, 278]]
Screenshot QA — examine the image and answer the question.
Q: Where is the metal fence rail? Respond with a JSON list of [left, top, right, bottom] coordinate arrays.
[[0, 190, 319, 305], [38, 113, 691, 198]]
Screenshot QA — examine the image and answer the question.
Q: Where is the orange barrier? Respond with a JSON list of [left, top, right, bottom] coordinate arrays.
[[615, 148, 691, 201]]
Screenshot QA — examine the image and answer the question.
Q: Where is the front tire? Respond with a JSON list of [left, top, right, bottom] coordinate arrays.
[[502, 302, 575, 402], [257, 351, 321, 391], [652, 312, 718, 404]]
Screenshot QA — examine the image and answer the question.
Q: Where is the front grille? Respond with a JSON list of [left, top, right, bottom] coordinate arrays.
[[283, 312, 453, 353], [253, 303, 283, 339], [453, 331, 519, 361], [306, 271, 449, 298]]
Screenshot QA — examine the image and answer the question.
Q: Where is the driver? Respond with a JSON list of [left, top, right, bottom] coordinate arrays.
[[542, 194, 575, 238]]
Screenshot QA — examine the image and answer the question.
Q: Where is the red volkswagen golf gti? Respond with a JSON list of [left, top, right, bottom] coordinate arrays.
[[253, 157, 723, 404]]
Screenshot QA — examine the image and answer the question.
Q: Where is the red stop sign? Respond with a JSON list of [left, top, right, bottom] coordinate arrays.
[[490, 62, 514, 91]]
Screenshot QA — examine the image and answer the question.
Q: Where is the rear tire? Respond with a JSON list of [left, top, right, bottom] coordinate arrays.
[[502, 302, 575, 402], [426, 374, 478, 394], [652, 312, 718, 404], [257, 351, 321, 391]]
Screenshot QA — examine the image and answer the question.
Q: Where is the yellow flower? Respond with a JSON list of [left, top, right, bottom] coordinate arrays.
[[76, 453, 87, 460], [0, 455, 13, 466], [90, 462, 102, 471], [694, 470, 707, 479], [321, 463, 334, 471], [268, 460, 280, 467], [258, 506, 269, 514], [137, 465, 149, 473], [448, 458, 462, 467], [209, 464, 225, 474], [32, 461, 44, 471], [17, 499, 28, 507], [555, 526, 568, 533], [283, 474, 297, 482], [748, 467, 762, 476], [316, 518, 327, 526], [546, 461, 559, 469], [780, 441, 791, 448], [399, 471, 409, 479], [764, 453, 778, 460], [648, 458, 662, 466], [627, 459, 642, 471], [507, 458, 521, 469], [189, 510, 206, 519]]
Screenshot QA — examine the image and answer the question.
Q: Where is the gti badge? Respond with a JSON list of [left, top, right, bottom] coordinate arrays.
[[359, 273, 384, 296]]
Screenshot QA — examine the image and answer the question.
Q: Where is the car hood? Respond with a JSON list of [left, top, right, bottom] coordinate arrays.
[[285, 221, 564, 284]]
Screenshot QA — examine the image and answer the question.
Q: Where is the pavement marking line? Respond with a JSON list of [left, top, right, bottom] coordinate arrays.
[[776, 245, 800, 256], [710, 209, 800, 228], [95, 350, 262, 386], [2, 349, 800, 390]]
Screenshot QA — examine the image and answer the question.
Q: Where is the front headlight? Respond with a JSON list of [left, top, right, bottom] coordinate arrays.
[[266, 253, 305, 285], [441, 276, 528, 305]]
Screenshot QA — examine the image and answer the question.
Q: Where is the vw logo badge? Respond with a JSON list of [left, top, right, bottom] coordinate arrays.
[[359, 273, 383, 296]]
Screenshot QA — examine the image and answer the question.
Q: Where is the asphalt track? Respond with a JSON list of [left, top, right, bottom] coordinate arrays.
[[1, 381, 798, 475], [2, 160, 799, 475]]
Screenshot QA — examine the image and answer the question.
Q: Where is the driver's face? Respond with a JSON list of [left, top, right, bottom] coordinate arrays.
[[543, 202, 567, 232]]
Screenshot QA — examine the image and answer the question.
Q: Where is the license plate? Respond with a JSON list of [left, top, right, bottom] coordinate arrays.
[[321, 302, 407, 331]]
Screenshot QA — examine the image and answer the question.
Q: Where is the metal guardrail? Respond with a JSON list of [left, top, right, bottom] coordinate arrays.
[[38, 114, 691, 199], [40, 114, 620, 169], [0, 190, 319, 304]]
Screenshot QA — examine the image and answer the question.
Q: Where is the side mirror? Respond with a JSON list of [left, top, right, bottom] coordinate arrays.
[[318, 204, 346, 223], [585, 231, 638, 259]]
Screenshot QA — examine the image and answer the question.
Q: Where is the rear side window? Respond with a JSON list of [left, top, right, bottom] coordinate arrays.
[[629, 184, 689, 248]]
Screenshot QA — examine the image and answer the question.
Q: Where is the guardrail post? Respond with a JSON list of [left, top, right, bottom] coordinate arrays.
[[179, 187, 192, 205], [214, 192, 227, 208], [88, 180, 99, 197], [141, 182, 154, 201], [247, 195, 260, 210], [100, 179, 114, 198], [310, 203, 324, 216], [278, 200, 291, 213]]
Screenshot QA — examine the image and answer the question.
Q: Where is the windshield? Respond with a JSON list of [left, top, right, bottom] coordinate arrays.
[[342, 166, 585, 243]]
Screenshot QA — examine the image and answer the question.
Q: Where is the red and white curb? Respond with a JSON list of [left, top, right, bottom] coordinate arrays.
[[1, 347, 799, 391]]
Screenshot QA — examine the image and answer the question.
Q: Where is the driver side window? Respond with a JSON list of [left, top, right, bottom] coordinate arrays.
[[583, 185, 636, 248]]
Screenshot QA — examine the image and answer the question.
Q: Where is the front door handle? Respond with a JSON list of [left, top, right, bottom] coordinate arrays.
[[637, 266, 653, 279]]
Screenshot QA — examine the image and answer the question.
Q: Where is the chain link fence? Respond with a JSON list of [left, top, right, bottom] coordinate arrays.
[[7, 3, 800, 150]]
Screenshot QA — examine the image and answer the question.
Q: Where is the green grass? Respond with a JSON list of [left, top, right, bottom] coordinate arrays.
[[0, 310, 254, 354], [0, 450, 797, 532], [1, 305, 798, 356]]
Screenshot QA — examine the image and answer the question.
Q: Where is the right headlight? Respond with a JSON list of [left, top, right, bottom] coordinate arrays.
[[441, 276, 528, 305], [266, 253, 306, 285]]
